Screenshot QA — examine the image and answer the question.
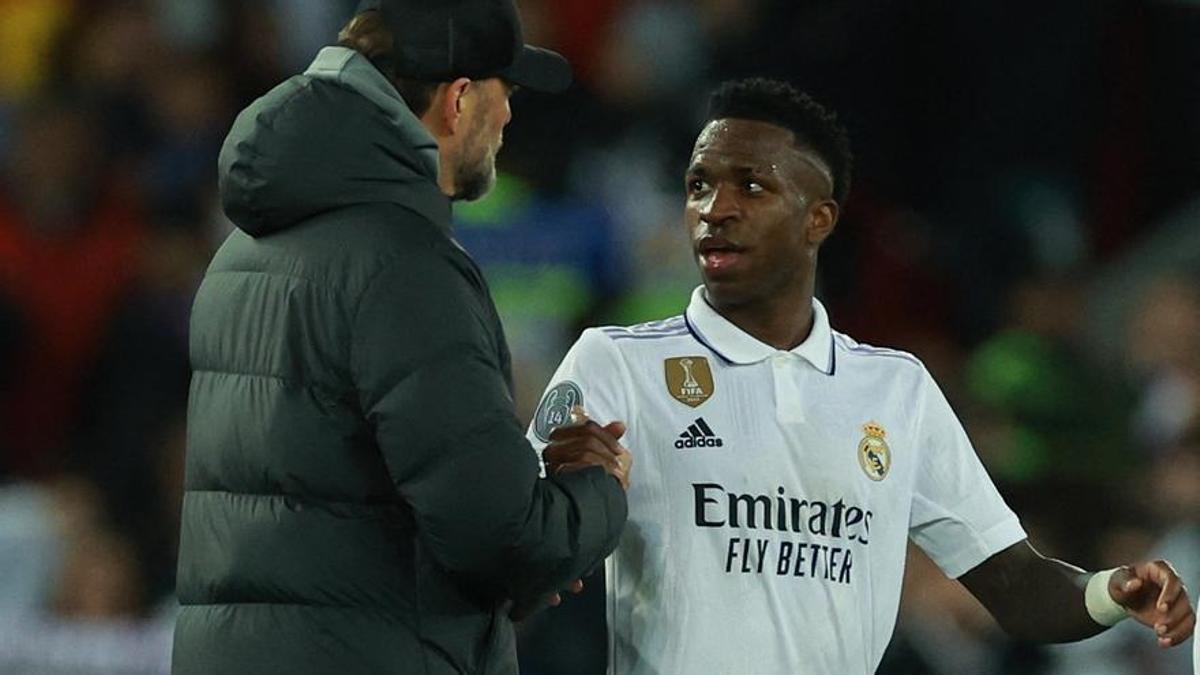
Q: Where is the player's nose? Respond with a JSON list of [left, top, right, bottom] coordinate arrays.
[[698, 183, 740, 226]]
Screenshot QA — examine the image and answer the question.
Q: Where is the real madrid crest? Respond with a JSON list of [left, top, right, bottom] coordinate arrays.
[[857, 421, 891, 481], [664, 356, 714, 408]]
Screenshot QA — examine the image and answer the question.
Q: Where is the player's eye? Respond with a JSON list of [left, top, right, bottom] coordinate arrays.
[[687, 178, 710, 196], [745, 180, 765, 194]]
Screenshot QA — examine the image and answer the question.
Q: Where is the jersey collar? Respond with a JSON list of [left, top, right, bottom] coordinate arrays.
[[684, 285, 835, 374]]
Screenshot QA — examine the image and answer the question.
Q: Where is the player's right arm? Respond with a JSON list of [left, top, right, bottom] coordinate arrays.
[[506, 328, 634, 620], [543, 413, 632, 489], [351, 252, 627, 604], [526, 328, 634, 474]]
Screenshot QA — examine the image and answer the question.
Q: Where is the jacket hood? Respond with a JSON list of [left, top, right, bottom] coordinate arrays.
[[218, 47, 449, 237]]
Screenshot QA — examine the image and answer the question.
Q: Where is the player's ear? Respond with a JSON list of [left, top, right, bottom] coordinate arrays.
[[431, 78, 472, 136], [806, 199, 838, 246]]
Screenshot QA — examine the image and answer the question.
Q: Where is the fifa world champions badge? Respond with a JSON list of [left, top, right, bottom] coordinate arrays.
[[664, 356, 714, 408], [858, 421, 891, 481]]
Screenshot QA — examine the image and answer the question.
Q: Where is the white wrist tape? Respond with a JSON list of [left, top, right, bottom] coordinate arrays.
[[1085, 568, 1129, 626]]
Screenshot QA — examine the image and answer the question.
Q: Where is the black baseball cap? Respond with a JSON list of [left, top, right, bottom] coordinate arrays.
[[354, 0, 572, 93]]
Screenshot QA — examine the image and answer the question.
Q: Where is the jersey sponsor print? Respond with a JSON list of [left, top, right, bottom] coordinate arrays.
[[693, 482, 867, 583]]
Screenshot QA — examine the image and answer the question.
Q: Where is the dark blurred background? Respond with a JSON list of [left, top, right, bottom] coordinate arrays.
[[0, 1, 1197, 673]]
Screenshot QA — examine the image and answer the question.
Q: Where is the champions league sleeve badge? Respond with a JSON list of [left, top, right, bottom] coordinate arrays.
[[533, 380, 584, 442], [664, 356, 714, 408], [857, 421, 891, 481]]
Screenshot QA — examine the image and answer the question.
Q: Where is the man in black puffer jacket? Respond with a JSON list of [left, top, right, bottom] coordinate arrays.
[[173, 2, 630, 673]]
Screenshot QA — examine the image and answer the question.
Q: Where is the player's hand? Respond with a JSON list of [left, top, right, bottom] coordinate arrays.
[[543, 406, 633, 490], [1109, 560, 1195, 648]]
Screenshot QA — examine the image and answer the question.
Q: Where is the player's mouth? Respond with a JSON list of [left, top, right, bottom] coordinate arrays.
[[696, 236, 747, 272]]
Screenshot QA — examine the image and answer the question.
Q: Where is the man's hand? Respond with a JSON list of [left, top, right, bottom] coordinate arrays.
[[543, 406, 633, 490], [512, 408, 628, 621], [509, 579, 586, 622], [545, 579, 586, 609], [1109, 561, 1196, 648]]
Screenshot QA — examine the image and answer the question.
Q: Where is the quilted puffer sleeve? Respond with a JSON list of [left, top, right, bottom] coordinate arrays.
[[352, 246, 627, 603]]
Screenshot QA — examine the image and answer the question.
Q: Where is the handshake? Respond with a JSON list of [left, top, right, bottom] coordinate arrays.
[[543, 405, 633, 490], [510, 406, 633, 621]]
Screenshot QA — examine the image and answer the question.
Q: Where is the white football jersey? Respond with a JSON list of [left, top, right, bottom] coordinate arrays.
[[527, 286, 1025, 674]]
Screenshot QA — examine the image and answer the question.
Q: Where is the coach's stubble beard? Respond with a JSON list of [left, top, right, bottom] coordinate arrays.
[[451, 120, 499, 202]]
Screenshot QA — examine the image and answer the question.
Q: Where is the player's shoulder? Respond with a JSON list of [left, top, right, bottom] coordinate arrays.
[[557, 317, 692, 385], [567, 316, 694, 366], [596, 315, 688, 340], [581, 315, 692, 350], [831, 330, 928, 379]]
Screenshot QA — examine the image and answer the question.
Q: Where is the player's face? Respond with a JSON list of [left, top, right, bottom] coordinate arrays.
[[453, 78, 514, 201], [684, 118, 832, 310]]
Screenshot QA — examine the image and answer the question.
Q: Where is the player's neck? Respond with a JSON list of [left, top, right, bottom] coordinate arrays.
[[710, 286, 815, 351]]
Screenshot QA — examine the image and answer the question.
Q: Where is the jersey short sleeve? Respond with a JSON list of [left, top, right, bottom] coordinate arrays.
[[526, 328, 632, 459], [908, 370, 1026, 578]]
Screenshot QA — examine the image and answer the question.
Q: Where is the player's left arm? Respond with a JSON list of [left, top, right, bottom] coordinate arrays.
[[959, 540, 1195, 646], [907, 366, 1194, 647]]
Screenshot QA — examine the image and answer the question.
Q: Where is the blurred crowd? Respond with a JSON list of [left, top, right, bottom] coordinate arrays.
[[0, 1, 1197, 673]]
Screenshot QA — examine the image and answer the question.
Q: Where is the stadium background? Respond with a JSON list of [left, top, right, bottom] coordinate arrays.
[[0, 0, 1197, 673]]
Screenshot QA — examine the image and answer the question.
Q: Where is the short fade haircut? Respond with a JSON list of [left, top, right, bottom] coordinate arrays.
[[707, 78, 853, 207]]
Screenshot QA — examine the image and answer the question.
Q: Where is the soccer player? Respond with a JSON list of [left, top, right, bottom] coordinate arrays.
[[529, 78, 1195, 673]]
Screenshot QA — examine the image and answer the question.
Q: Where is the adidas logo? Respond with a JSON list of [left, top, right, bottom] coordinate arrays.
[[675, 418, 724, 449]]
